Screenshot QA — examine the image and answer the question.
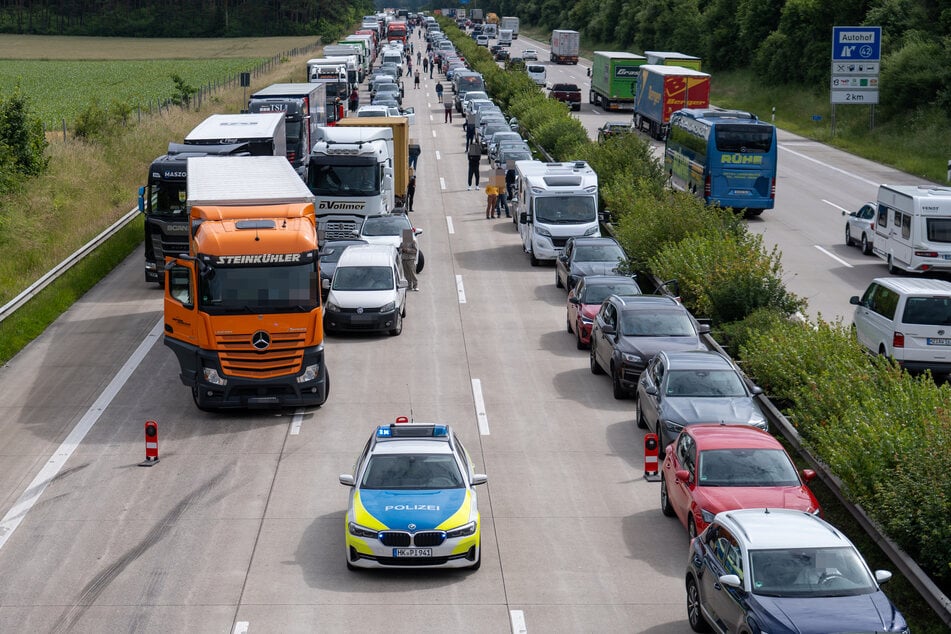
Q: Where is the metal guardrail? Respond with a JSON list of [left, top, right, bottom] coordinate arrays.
[[0, 206, 139, 325]]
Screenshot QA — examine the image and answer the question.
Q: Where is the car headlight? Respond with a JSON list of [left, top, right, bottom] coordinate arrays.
[[296, 363, 319, 383], [380, 301, 396, 312], [202, 367, 228, 386], [749, 410, 768, 430], [348, 521, 379, 539], [326, 301, 341, 313], [534, 225, 552, 238], [700, 509, 716, 524], [663, 419, 684, 434], [621, 352, 642, 364], [446, 521, 477, 538], [579, 316, 593, 325]]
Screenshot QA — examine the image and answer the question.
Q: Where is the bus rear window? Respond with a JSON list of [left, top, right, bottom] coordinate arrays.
[[715, 125, 773, 153]]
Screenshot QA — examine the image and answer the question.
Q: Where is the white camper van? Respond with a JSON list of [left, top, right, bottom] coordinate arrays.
[[514, 160, 600, 266], [872, 185, 951, 274]]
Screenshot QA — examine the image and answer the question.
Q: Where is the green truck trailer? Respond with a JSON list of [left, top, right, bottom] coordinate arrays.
[[589, 51, 648, 111], [643, 51, 703, 71]]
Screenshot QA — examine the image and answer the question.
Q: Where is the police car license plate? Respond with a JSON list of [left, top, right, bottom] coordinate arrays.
[[927, 338, 951, 345], [394, 548, 432, 557]]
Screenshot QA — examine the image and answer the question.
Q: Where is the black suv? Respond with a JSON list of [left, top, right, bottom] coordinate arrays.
[[589, 295, 708, 399]]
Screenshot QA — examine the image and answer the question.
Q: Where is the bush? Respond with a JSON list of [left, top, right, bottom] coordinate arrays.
[[611, 187, 742, 271], [534, 116, 588, 160], [575, 133, 666, 210], [739, 319, 951, 587], [0, 85, 49, 187], [648, 230, 804, 322]]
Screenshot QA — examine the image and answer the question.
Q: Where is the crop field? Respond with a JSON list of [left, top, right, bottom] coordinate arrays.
[[0, 34, 318, 127]]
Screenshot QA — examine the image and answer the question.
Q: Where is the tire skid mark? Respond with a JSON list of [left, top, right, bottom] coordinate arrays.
[[50, 468, 231, 633]]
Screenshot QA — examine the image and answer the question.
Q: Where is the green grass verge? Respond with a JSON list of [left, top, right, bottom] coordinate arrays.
[[0, 215, 143, 365]]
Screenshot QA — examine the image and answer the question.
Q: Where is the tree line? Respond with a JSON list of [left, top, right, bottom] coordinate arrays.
[[488, 0, 951, 118], [0, 0, 375, 37]]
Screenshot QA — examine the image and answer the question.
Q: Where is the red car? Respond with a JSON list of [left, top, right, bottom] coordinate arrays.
[[566, 275, 641, 349], [660, 424, 820, 539]]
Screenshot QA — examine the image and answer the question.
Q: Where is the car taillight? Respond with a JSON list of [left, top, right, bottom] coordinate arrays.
[[893, 332, 905, 348], [287, 151, 297, 163]]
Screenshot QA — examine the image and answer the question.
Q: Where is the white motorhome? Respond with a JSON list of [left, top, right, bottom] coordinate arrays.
[[872, 185, 951, 274], [498, 29, 513, 47], [514, 160, 600, 266]]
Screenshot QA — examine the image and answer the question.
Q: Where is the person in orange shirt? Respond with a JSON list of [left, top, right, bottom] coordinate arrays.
[[485, 184, 499, 219]]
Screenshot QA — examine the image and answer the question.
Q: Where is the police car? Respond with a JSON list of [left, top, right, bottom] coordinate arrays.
[[338, 419, 487, 570]]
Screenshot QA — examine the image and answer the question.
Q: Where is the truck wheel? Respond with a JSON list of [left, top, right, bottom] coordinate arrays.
[[529, 251, 539, 266]]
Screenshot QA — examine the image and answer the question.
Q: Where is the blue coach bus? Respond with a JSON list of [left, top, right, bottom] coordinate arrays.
[[664, 108, 777, 215]]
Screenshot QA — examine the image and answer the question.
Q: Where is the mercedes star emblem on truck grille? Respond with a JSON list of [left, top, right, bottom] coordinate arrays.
[[251, 331, 271, 350]]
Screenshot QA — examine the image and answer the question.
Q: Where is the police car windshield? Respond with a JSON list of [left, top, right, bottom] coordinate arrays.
[[361, 454, 465, 489], [199, 262, 318, 313]]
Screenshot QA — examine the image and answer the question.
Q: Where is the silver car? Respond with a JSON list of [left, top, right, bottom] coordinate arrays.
[[843, 201, 876, 255]]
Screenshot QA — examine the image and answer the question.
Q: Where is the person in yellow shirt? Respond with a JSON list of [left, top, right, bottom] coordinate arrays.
[[485, 184, 499, 219]]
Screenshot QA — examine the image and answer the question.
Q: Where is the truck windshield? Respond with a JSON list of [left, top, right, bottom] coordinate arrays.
[[149, 182, 187, 217], [309, 163, 380, 196], [199, 262, 319, 313], [534, 195, 597, 224]]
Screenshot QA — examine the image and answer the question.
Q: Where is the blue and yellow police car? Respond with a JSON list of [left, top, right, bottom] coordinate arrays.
[[339, 419, 487, 570]]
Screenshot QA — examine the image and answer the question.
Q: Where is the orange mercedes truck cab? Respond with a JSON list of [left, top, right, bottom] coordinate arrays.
[[164, 155, 329, 410]]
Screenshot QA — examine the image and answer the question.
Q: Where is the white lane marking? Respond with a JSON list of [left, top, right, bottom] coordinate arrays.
[[471, 379, 489, 435], [432, 130, 437, 138], [815, 245, 854, 268], [440, 177, 447, 190], [456, 274, 466, 303], [510, 610, 527, 634], [233, 622, 249, 634], [435, 150, 441, 161], [446, 216, 455, 234], [429, 114, 434, 122], [290, 410, 304, 435], [822, 199, 850, 214], [779, 146, 878, 187], [0, 318, 164, 551]]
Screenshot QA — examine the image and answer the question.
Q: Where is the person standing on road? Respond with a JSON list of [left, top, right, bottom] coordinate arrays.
[[444, 99, 453, 123], [423, 57, 429, 74], [435, 81, 444, 103], [465, 119, 476, 151], [400, 239, 419, 291], [485, 183, 499, 219], [406, 174, 416, 212], [466, 141, 481, 190], [414, 70, 420, 89], [348, 87, 359, 112]]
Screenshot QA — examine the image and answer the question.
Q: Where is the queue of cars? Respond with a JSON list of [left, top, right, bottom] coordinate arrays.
[[330, 20, 908, 633]]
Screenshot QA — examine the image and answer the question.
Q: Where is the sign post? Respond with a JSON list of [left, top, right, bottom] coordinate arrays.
[[831, 26, 881, 135]]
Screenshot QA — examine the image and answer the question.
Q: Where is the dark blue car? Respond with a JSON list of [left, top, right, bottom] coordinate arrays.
[[685, 508, 908, 633]]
